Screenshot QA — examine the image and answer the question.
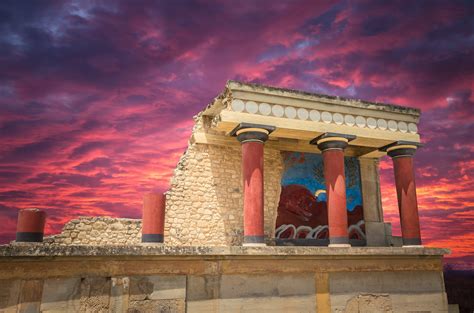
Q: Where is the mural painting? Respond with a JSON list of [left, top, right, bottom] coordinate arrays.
[[275, 152, 365, 243]]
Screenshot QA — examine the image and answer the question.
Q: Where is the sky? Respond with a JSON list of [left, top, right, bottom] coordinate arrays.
[[0, 0, 472, 268]]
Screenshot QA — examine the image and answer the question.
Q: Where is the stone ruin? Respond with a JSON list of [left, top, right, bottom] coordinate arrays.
[[0, 81, 453, 312]]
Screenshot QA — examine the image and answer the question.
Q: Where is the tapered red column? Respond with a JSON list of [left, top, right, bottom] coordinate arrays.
[[142, 192, 166, 243], [233, 124, 274, 246], [311, 133, 356, 247], [16, 208, 46, 242], [387, 144, 422, 246]]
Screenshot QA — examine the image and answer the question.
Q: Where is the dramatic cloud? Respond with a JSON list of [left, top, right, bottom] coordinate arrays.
[[0, 0, 472, 268]]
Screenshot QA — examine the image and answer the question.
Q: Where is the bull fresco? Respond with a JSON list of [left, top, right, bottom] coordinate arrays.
[[275, 152, 365, 244]]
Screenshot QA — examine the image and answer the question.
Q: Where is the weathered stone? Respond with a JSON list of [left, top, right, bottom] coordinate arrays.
[[17, 280, 43, 313], [40, 277, 81, 311], [0, 280, 21, 313]]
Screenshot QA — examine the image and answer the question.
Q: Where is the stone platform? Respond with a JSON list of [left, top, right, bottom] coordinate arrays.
[[0, 245, 449, 312]]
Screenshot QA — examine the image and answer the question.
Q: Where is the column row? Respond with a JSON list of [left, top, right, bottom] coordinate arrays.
[[232, 123, 423, 247]]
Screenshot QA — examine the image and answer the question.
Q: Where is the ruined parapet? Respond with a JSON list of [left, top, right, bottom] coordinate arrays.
[[41, 217, 141, 246]]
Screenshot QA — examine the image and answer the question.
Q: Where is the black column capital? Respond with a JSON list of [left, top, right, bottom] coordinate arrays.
[[310, 132, 356, 152], [380, 141, 422, 158], [230, 123, 275, 144]]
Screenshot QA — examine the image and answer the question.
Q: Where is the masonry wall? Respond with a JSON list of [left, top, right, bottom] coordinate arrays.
[[165, 142, 283, 246], [0, 248, 449, 313], [43, 217, 141, 246]]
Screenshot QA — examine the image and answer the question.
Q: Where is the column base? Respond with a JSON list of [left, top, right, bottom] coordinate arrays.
[[402, 238, 422, 246], [243, 235, 265, 245], [243, 243, 267, 247], [140, 242, 164, 246], [328, 243, 351, 248], [141, 234, 164, 243]]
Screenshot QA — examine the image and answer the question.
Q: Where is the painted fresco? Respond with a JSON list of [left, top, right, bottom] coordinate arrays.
[[275, 152, 365, 241]]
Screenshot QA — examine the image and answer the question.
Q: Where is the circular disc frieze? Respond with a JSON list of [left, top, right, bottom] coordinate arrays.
[[285, 106, 297, 119], [344, 115, 355, 126], [408, 123, 418, 134], [333, 113, 343, 125], [258, 103, 271, 116], [377, 119, 387, 130], [387, 120, 397, 131], [231, 99, 245, 112], [367, 117, 377, 129], [272, 105, 284, 117], [398, 121, 408, 133], [309, 110, 320, 121], [355, 116, 366, 128], [245, 101, 258, 114], [321, 112, 332, 123], [297, 108, 309, 120]]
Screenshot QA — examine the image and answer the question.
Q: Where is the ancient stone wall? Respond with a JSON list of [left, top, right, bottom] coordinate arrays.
[[165, 142, 283, 246], [42, 217, 141, 246], [0, 246, 449, 313]]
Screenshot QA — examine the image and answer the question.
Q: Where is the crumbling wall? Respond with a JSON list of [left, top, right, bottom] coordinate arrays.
[[42, 217, 141, 246], [165, 142, 283, 246]]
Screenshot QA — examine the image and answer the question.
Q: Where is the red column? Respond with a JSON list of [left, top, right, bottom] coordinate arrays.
[[388, 145, 422, 246], [142, 192, 166, 243], [322, 149, 349, 246], [312, 133, 355, 247], [236, 127, 270, 246], [16, 209, 46, 242]]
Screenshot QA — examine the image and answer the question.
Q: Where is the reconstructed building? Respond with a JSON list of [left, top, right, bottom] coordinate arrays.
[[0, 81, 450, 312]]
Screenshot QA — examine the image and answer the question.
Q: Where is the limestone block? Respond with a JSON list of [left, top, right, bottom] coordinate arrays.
[[40, 277, 81, 312], [329, 271, 448, 312], [130, 276, 186, 301], [365, 222, 388, 246], [79, 277, 110, 312], [0, 280, 21, 313], [110, 277, 129, 312], [128, 299, 185, 313], [188, 274, 317, 313], [342, 294, 393, 313], [18, 280, 43, 313]]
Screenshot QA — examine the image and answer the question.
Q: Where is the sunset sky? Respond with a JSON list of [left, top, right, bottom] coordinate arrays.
[[0, 1, 472, 268]]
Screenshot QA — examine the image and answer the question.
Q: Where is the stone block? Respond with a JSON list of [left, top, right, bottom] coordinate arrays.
[[110, 277, 130, 312], [130, 276, 186, 301], [40, 277, 81, 312], [0, 280, 21, 313], [18, 280, 43, 313], [187, 274, 316, 313], [79, 277, 110, 312], [365, 222, 388, 246], [128, 299, 185, 313], [329, 271, 448, 312]]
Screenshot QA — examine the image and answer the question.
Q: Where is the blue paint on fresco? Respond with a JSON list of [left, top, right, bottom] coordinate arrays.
[[281, 152, 363, 212]]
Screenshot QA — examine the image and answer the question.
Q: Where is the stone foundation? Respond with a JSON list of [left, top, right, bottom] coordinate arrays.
[[0, 245, 449, 313]]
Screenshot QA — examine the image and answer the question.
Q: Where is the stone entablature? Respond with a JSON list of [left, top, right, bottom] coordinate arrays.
[[229, 98, 419, 134]]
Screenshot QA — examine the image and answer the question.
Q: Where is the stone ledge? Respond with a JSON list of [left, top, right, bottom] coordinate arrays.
[[0, 244, 450, 258]]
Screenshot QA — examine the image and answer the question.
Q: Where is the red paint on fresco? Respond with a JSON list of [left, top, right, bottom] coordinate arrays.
[[275, 184, 364, 239]]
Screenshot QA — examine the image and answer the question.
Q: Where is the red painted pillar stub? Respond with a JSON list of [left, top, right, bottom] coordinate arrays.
[[311, 133, 356, 247], [387, 144, 422, 246], [142, 192, 166, 243], [16, 208, 46, 242], [234, 124, 274, 246]]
